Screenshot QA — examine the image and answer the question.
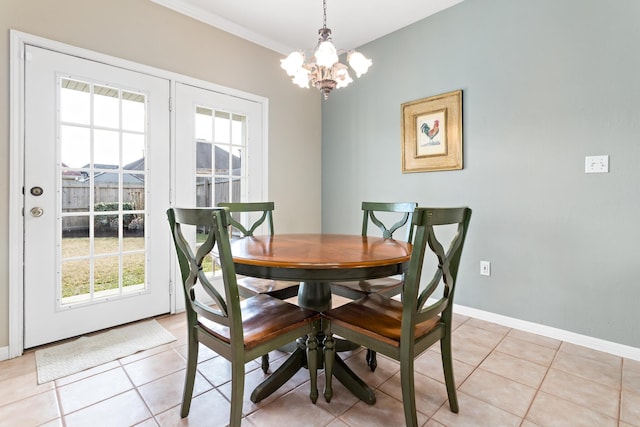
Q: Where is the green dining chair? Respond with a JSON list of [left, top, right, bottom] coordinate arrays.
[[167, 207, 320, 427], [330, 201, 417, 371], [218, 202, 300, 297], [322, 207, 472, 427], [218, 202, 301, 373]]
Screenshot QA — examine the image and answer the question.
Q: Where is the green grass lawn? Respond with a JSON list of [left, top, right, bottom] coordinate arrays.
[[61, 236, 214, 298], [61, 237, 145, 298]]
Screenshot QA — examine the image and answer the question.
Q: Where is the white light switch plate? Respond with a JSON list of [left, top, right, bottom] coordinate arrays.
[[585, 155, 609, 173]]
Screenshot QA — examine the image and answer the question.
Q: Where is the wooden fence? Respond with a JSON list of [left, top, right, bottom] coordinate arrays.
[[61, 178, 240, 232]]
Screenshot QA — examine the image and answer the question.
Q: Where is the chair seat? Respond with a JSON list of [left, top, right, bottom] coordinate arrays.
[[237, 277, 300, 299], [200, 294, 317, 350], [324, 294, 440, 347], [330, 276, 403, 298]]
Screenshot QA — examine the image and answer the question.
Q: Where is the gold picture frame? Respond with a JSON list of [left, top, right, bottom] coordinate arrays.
[[401, 90, 462, 173]]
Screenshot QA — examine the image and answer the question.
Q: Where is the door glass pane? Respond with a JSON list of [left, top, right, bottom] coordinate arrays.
[[94, 85, 119, 128], [124, 173, 145, 237], [230, 146, 242, 177], [61, 125, 90, 168], [214, 144, 230, 175], [123, 133, 144, 167], [94, 256, 120, 293], [123, 253, 145, 289], [94, 215, 119, 252], [58, 77, 149, 307], [196, 142, 212, 174], [60, 79, 90, 125], [122, 92, 145, 132], [61, 170, 90, 212], [94, 129, 120, 166], [61, 259, 91, 302], [231, 178, 242, 203], [231, 114, 244, 145], [123, 229, 144, 253], [94, 172, 120, 205], [214, 111, 230, 143], [195, 176, 211, 207], [62, 217, 90, 258], [195, 106, 213, 141]]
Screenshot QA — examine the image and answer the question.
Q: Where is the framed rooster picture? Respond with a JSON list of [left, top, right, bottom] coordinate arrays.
[[401, 90, 462, 173]]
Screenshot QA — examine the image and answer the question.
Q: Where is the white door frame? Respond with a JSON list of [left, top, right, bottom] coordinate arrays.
[[8, 30, 269, 358]]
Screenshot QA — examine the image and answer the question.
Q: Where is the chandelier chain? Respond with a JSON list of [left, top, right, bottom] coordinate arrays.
[[322, 0, 327, 30]]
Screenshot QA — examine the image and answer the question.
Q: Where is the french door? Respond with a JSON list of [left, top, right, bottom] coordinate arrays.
[[23, 46, 171, 348], [173, 83, 266, 306]]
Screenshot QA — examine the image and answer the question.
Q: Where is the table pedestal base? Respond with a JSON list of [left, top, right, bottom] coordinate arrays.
[[250, 281, 376, 405], [250, 342, 376, 405]]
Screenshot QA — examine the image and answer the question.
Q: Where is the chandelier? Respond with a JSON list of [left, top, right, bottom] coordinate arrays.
[[280, 0, 373, 100]]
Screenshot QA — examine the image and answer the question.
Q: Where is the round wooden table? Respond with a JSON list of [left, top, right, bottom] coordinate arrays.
[[229, 233, 412, 404]]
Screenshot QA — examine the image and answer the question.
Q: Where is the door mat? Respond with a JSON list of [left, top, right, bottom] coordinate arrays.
[[35, 320, 176, 384]]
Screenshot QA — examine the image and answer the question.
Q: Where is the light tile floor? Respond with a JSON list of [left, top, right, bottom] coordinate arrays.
[[1, 311, 639, 427]]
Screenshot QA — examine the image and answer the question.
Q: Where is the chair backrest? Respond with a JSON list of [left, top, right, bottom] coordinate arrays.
[[362, 202, 418, 242], [167, 207, 244, 356], [218, 202, 274, 237], [400, 207, 472, 341]]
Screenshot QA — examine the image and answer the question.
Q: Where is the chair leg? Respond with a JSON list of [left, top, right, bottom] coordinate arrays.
[[181, 330, 199, 418], [441, 334, 459, 413], [229, 359, 245, 427], [365, 349, 377, 371], [400, 356, 418, 427], [261, 353, 270, 374], [306, 321, 319, 403], [322, 324, 335, 403]]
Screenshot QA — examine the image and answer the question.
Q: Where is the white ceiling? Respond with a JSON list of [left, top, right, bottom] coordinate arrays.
[[151, 0, 463, 55]]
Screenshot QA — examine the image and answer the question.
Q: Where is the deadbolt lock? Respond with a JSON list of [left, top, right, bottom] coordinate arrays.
[[30, 207, 44, 217]]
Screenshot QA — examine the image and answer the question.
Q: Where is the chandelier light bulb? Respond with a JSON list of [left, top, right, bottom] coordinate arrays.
[[347, 51, 373, 78], [334, 65, 352, 89], [315, 41, 339, 68], [280, 51, 305, 76], [292, 68, 311, 88]]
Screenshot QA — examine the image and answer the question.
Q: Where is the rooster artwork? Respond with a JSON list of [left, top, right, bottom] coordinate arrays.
[[420, 120, 440, 146], [416, 111, 446, 157]]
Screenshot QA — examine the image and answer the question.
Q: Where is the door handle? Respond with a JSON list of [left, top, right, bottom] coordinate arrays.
[[30, 207, 44, 217]]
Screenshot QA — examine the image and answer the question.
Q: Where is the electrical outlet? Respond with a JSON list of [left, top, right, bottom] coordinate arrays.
[[585, 155, 609, 173], [480, 260, 491, 276]]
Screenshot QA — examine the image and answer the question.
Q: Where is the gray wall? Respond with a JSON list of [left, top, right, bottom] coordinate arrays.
[[322, 0, 640, 348], [0, 0, 322, 348]]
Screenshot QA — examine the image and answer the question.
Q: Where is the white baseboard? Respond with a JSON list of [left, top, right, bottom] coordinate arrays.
[[2, 307, 637, 363], [454, 303, 640, 361]]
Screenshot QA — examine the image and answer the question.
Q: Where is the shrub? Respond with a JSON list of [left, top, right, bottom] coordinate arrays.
[[94, 202, 135, 230]]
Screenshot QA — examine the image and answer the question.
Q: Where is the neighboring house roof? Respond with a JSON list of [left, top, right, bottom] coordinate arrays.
[[196, 142, 241, 175], [62, 145, 240, 184]]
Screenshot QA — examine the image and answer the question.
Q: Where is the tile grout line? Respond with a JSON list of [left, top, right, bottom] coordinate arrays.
[[518, 341, 560, 426], [618, 358, 624, 425], [118, 356, 158, 425]]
